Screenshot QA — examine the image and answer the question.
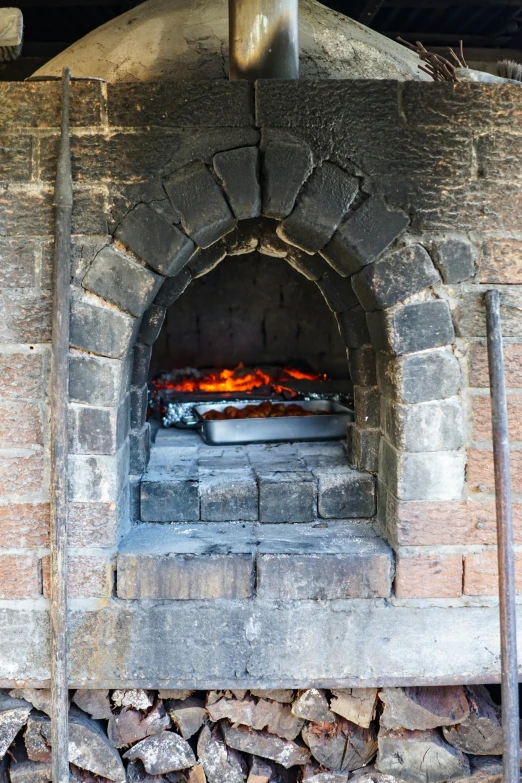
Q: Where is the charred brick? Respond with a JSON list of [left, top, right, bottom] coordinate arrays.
[[262, 141, 313, 219], [367, 300, 456, 355], [213, 147, 261, 220]]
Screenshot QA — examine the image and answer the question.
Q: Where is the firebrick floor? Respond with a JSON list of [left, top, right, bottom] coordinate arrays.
[[140, 426, 376, 524], [122, 427, 392, 601]]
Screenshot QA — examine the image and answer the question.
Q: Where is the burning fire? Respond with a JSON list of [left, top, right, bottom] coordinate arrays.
[[153, 363, 326, 395]]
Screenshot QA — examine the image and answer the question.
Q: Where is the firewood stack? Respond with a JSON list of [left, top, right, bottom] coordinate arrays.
[[0, 685, 510, 782]]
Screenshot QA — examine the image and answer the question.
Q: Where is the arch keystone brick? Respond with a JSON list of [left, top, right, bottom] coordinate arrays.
[[262, 141, 313, 219], [213, 146, 261, 220], [277, 162, 358, 254], [115, 203, 195, 277]]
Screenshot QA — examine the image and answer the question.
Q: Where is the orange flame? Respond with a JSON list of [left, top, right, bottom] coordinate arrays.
[[154, 363, 325, 395]]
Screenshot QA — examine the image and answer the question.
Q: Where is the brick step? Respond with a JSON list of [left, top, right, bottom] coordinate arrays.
[[140, 428, 376, 523], [117, 522, 393, 600]]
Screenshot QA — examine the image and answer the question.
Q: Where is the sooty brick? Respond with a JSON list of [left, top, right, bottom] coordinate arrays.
[[258, 471, 315, 523], [262, 141, 313, 219], [316, 269, 359, 313], [321, 196, 409, 277], [70, 296, 138, 359], [336, 306, 371, 348], [432, 237, 476, 284], [138, 304, 166, 346], [352, 245, 439, 311], [213, 146, 261, 220], [154, 268, 192, 307], [347, 345, 377, 386], [69, 354, 129, 407], [285, 250, 331, 281], [129, 423, 151, 474], [367, 300, 456, 355], [314, 466, 376, 519], [199, 472, 258, 522], [115, 203, 195, 277], [131, 343, 152, 387], [278, 163, 358, 254], [188, 242, 227, 278], [82, 246, 163, 318], [141, 467, 199, 522], [130, 385, 148, 430], [163, 161, 236, 248], [377, 348, 461, 403]]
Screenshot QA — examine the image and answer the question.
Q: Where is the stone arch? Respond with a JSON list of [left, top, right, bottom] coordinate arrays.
[[68, 138, 464, 525]]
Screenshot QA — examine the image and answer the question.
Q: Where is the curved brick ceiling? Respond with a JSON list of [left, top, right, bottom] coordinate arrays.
[[31, 0, 429, 82]]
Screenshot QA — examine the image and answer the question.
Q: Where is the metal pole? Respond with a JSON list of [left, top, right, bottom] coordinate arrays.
[[50, 66, 72, 783], [485, 288, 520, 783], [229, 0, 299, 80]]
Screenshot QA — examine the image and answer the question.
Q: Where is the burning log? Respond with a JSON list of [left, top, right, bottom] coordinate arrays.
[[302, 717, 377, 773], [123, 732, 197, 775]]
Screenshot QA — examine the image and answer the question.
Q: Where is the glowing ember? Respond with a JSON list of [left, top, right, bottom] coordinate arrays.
[[153, 363, 326, 396]]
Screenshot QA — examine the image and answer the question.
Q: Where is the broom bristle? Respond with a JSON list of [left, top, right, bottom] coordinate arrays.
[[497, 59, 522, 81]]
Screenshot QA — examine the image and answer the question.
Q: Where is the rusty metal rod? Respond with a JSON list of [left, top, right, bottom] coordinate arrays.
[[50, 66, 72, 783], [229, 0, 298, 80], [485, 288, 520, 783]]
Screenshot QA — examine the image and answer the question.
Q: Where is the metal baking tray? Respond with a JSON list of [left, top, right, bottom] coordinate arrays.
[[194, 400, 354, 445]]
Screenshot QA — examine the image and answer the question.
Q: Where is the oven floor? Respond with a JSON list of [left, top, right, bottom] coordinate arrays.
[[140, 426, 376, 524]]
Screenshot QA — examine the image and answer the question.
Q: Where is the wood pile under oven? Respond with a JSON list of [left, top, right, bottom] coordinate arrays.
[[0, 685, 505, 781]]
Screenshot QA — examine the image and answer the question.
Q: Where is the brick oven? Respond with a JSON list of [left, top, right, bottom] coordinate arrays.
[[1, 74, 521, 688], [1, 0, 522, 777]]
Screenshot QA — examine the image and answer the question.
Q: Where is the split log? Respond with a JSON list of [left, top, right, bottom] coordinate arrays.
[[349, 765, 400, 783], [127, 758, 170, 782], [376, 728, 470, 783], [0, 693, 32, 758], [206, 693, 223, 707], [248, 756, 273, 783], [24, 714, 51, 762], [188, 765, 207, 783], [197, 724, 247, 783], [73, 689, 112, 720], [299, 762, 352, 782], [158, 692, 195, 702], [292, 691, 334, 724], [40, 706, 126, 782], [221, 720, 310, 768], [166, 698, 207, 740], [442, 687, 504, 756], [207, 696, 303, 740], [9, 690, 51, 717], [109, 700, 171, 748], [8, 760, 52, 783], [379, 686, 469, 731], [302, 716, 377, 773], [124, 732, 196, 775], [112, 690, 154, 711], [229, 691, 248, 700], [329, 689, 379, 728], [250, 692, 294, 704]]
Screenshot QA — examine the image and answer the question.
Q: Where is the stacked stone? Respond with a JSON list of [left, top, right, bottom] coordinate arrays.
[[0, 685, 507, 782]]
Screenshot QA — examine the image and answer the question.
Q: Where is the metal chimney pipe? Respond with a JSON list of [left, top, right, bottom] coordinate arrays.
[[229, 0, 299, 80]]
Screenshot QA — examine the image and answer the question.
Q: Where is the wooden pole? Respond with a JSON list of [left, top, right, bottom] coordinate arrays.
[[50, 66, 72, 783], [485, 289, 520, 783]]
